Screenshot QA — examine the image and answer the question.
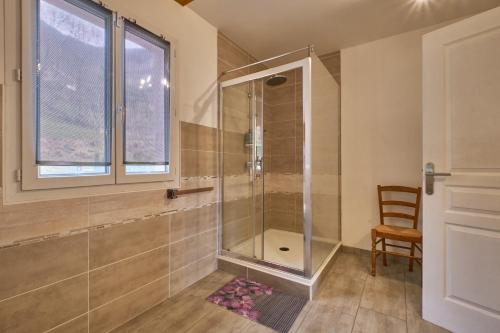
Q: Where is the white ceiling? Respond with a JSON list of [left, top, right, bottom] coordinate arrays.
[[189, 0, 500, 59]]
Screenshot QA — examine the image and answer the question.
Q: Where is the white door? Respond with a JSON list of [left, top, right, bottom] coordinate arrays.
[[422, 6, 500, 333]]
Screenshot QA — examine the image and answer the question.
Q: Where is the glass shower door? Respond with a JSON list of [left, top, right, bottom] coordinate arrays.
[[221, 80, 264, 260]]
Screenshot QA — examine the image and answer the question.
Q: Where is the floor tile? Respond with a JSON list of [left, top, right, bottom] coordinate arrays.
[[352, 307, 407, 333], [315, 273, 366, 316], [290, 301, 355, 333], [360, 273, 406, 320]]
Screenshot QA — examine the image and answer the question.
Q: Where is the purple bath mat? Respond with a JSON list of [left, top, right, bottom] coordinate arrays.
[[207, 277, 308, 333]]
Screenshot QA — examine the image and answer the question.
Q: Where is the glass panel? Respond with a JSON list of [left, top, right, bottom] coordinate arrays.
[[260, 68, 304, 271], [310, 54, 341, 274], [221, 81, 255, 257], [36, 0, 112, 166], [39, 165, 109, 177], [124, 21, 170, 167]]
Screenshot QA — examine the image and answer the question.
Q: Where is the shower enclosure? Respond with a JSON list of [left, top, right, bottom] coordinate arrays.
[[219, 49, 340, 280]]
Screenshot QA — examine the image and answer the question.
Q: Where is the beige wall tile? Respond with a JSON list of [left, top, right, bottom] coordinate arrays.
[[270, 138, 295, 156], [47, 315, 88, 333], [268, 103, 296, 122], [0, 233, 88, 300], [223, 152, 247, 176], [0, 274, 88, 333], [268, 120, 295, 139], [181, 150, 218, 177], [0, 198, 88, 245], [170, 254, 217, 296], [268, 192, 295, 212], [223, 130, 246, 154], [89, 276, 169, 333], [218, 34, 249, 68], [267, 85, 295, 105], [222, 198, 251, 223], [170, 229, 217, 271], [271, 155, 296, 174], [170, 205, 217, 243], [181, 122, 217, 152], [89, 191, 156, 227], [90, 246, 169, 309], [89, 215, 170, 269], [266, 210, 295, 232], [221, 217, 251, 250]]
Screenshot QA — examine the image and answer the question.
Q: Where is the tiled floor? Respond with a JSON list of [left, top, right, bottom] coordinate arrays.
[[113, 251, 451, 333]]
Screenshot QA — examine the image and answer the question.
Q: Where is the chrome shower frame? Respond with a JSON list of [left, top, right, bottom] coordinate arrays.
[[218, 54, 314, 278]]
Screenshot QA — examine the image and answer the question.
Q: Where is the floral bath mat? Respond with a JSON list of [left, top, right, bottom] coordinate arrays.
[[207, 277, 308, 333]]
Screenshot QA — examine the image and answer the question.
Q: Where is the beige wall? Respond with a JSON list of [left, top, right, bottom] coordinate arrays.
[[341, 27, 431, 250], [0, 1, 219, 332]]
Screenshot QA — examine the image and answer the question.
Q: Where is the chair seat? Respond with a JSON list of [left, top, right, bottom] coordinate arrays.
[[373, 224, 422, 242]]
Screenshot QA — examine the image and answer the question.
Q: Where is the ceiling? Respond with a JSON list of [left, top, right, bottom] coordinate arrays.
[[189, 0, 500, 59]]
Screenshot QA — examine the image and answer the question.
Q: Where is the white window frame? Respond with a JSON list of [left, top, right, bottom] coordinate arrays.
[[2, 0, 180, 203]]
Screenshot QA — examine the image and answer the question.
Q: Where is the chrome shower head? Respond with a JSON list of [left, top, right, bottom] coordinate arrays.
[[265, 74, 287, 87]]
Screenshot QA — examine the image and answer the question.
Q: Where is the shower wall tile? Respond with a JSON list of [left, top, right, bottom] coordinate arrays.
[[181, 122, 218, 151], [181, 150, 218, 177], [0, 232, 88, 300], [268, 103, 296, 122], [268, 192, 295, 212], [267, 84, 295, 105], [0, 274, 88, 333], [271, 155, 296, 174], [223, 197, 252, 222], [89, 246, 170, 309], [270, 137, 296, 156], [89, 275, 169, 333], [222, 217, 251, 249], [49, 315, 89, 333], [223, 152, 247, 176], [268, 120, 295, 139], [0, 197, 88, 246], [223, 130, 246, 154], [218, 33, 249, 69], [265, 210, 295, 232], [89, 215, 170, 269]]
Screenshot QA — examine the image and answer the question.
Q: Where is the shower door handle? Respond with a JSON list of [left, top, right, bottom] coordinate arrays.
[[255, 156, 263, 178]]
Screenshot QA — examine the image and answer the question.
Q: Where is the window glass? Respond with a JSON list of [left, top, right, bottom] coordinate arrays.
[[35, 0, 112, 174], [124, 21, 170, 173]]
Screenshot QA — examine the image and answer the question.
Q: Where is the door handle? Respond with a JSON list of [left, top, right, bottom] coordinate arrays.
[[425, 162, 451, 195]]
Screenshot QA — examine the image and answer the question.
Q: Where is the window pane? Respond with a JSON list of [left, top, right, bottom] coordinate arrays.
[[124, 21, 170, 167], [36, 0, 112, 166], [39, 165, 109, 177], [125, 165, 169, 174]]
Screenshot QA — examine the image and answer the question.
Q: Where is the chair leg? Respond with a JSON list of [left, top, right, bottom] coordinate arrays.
[[371, 229, 377, 276], [409, 242, 415, 272], [381, 238, 387, 266]]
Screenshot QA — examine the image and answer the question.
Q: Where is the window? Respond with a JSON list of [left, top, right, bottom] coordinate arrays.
[[36, 0, 112, 177], [122, 20, 170, 176], [20, 0, 178, 191]]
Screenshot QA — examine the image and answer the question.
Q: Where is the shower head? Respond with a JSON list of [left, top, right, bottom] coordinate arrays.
[[265, 75, 287, 87]]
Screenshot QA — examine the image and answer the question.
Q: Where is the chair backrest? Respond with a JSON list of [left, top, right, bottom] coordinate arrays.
[[377, 185, 422, 229]]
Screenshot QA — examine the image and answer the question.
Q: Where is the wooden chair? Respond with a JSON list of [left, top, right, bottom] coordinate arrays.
[[371, 185, 422, 276]]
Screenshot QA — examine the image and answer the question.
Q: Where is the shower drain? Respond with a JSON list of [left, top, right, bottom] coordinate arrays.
[[279, 247, 290, 252]]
